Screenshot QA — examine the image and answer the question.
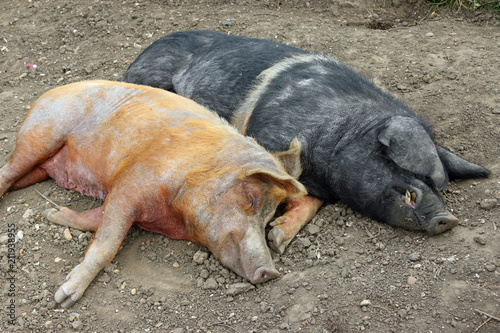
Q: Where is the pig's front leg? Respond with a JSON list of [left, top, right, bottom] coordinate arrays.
[[44, 198, 135, 308], [268, 196, 324, 254]]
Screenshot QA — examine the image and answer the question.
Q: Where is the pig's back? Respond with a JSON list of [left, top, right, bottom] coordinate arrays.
[[33, 81, 240, 199]]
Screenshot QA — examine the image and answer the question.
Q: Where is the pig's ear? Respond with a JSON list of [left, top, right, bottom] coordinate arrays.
[[378, 116, 448, 190], [436, 145, 490, 180], [243, 166, 307, 198], [272, 137, 303, 179]]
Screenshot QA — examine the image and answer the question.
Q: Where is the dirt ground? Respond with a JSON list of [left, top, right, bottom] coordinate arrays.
[[1, 1, 499, 332]]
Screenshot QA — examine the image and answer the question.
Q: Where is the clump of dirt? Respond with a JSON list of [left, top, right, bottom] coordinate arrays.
[[1, 1, 499, 332]]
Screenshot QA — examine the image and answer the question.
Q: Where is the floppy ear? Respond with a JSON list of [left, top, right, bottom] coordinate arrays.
[[272, 137, 303, 179], [436, 145, 490, 180], [242, 165, 307, 198], [378, 116, 448, 190]]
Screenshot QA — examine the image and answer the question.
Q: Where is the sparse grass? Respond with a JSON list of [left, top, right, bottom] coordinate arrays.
[[426, 0, 500, 14]]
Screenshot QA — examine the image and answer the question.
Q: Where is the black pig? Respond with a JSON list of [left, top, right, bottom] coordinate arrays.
[[123, 30, 490, 253]]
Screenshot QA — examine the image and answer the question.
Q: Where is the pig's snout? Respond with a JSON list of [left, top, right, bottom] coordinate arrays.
[[428, 212, 459, 235], [251, 265, 280, 284]]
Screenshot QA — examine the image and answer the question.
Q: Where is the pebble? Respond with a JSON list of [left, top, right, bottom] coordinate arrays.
[[54, 257, 63, 263], [0, 235, 8, 244], [63, 228, 73, 241], [131, 288, 137, 295], [473, 236, 486, 246], [203, 277, 218, 290], [22, 208, 34, 220], [98, 273, 110, 283], [72, 320, 83, 330], [222, 18, 232, 26], [307, 224, 320, 235], [360, 299, 371, 307], [425, 32, 434, 37], [193, 250, 208, 264], [407, 276, 417, 285], [299, 237, 311, 248], [485, 264, 496, 272], [480, 198, 497, 210], [408, 252, 420, 261], [226, 282, 253, 296]]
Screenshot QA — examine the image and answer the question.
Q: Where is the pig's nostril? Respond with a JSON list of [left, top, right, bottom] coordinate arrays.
[[429, 213, 459, 234], [252, 266, 280, 284]]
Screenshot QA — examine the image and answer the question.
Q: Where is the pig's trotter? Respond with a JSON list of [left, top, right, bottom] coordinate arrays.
[[267, 196, 324, 254], [54, 264, 95, 308], [268, 227, 288, 255], [43, 207, 63, 220]]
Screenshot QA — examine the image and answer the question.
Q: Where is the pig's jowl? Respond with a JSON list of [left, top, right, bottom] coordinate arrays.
[[0, 80, 306, 308], [122, 30, 490, 254]]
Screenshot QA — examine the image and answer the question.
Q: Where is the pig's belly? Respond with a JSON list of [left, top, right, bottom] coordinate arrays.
[[40, 145, 109, 200], [134, 218, 190, 240]]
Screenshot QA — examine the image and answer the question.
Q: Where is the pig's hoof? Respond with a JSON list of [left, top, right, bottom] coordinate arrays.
[[54, 278, 85, 309], [269, 216, 287, 227], [268, 228, 287, 255], [42, 206, 68, 224]]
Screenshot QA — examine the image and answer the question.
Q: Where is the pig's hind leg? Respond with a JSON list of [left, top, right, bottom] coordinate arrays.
[[50, 191, 135, 308], [43, 206, 104, 232], [268, 196, 324, 254], [0, 122, 67, 196]]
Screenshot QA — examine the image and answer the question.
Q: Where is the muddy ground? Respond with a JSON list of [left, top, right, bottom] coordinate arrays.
[[1, 1, 499, 332]]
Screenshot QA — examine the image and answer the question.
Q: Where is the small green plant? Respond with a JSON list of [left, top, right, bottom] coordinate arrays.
[[426, 0, 500, 13]]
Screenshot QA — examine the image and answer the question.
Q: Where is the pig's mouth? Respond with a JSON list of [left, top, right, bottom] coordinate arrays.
[[403, 189, 417, 208]]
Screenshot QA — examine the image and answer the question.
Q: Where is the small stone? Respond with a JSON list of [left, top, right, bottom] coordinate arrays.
[[63, 228, 73, 241], [425, 32, 434, 37], [200, 268, 209, 279], [408, 252, 420, 261], [203, 277, 218, 290], [54, 257, 63, 263], [299, 237, 311, 248], [22, 208, 34, 220], [360, 299, 371, 307], [97, 272, 110, 283], [407, 276, 417, 285], [72, 320, 83, 330], [375, 242, 385, 250], [193, 250, 208, 264], [474, 236, 486, 246], [131, 288, 137, 295], [480, 199, 497, 210], [0, 235, 8, 244], [307, 224, 320, 235], [173, 262, 180, 268], [222, 18, 232, 26], [226, 282, 254, 296], [485, 264, 496, 272]]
